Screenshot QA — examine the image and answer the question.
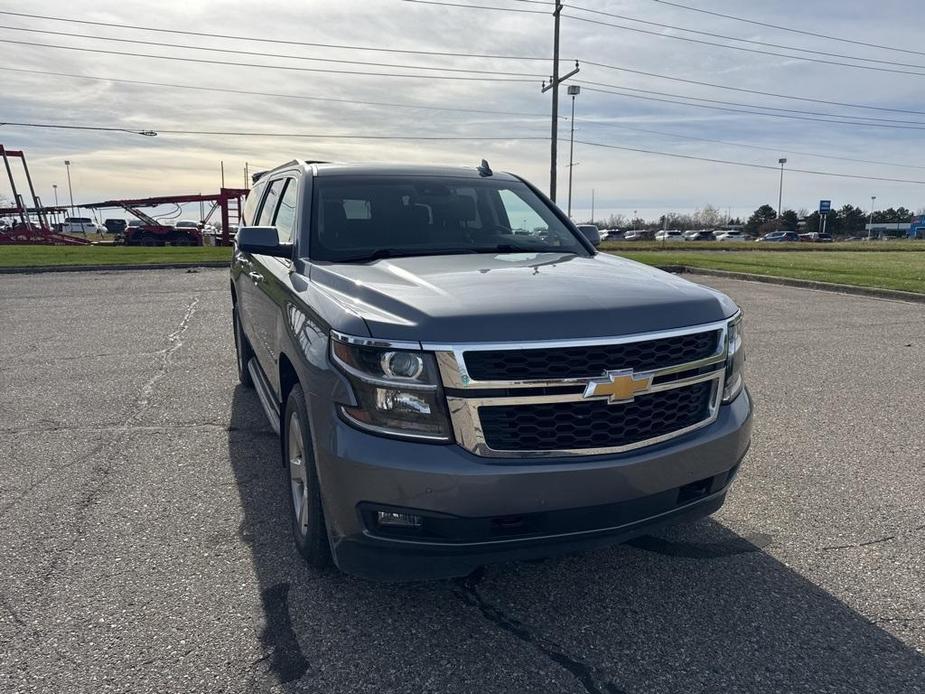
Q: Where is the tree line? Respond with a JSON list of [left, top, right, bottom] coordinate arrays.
[[585, 202, 921, 236]]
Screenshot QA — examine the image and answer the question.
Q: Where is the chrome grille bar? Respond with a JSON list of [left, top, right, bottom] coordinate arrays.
[[430, 317, 734, 458]]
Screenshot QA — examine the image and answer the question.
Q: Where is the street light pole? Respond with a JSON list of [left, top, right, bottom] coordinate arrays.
[[633, 209, 637, 232], [64, 160, 75, 219], [777, 157, 787, 218], [869, 195, 877, 239], [52, 184, 59, 226], [566, 85, 580, 218]]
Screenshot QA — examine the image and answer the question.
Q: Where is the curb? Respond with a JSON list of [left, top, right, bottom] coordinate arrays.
[[664, 265, 925, 304], [0, 261, 230, 275]]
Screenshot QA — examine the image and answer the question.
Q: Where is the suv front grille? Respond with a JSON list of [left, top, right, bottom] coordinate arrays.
[[478, 381, 713, 452], [463, 330, 720, 382]]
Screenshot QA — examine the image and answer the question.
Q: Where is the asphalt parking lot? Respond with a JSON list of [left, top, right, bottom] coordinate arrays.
[[1, 267, 923, 693]]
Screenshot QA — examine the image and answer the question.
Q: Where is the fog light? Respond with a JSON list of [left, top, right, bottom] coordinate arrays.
[[377, 511, 423, 528]]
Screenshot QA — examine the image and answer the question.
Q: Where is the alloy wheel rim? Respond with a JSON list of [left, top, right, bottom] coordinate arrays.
[[288, 412, 310, 537]]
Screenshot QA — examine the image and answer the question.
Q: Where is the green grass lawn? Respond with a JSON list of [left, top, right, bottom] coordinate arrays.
[[617, 250, 925, 294], [3, 244, 923, 294], [0, 245, 233, 268]]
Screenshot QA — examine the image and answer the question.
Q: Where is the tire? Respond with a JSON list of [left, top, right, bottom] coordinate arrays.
[[232, 304, 254, 388], [141, 233, 159, 247], [283, 384, 331, 569]]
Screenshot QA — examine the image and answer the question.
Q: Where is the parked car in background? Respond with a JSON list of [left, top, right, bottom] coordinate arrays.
[[61, 216, 105, 234], [655, 229, 683, 241], [575, 224, 601, 247], [715, 230, 747, 242], [123, 218, 201, 246], [757, 231, 800, 242], [685, 230, 716, 241], [175, 220, 201, 232], [622, 229, 648, 241], [799, 232, 833, 243], [104, 218, 127, 236]]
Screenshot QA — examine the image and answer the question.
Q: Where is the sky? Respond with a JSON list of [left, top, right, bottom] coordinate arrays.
[[1, 0, 924, 224]]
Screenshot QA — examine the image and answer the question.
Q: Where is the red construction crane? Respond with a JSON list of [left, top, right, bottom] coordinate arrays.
[[0, 144, 89, 245], [84, 188, 248, 246]]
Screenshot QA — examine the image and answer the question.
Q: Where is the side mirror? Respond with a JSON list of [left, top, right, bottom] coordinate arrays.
[[578, 227, 601, 247], [236, 226, 293, 259]]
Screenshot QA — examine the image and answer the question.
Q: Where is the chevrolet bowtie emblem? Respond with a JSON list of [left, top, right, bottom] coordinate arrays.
[[583, 369, 654, 404]]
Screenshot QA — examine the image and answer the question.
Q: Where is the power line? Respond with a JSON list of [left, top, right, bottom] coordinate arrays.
[[0, 38, 537, 82], [643, 0, 925, 59], [577, 80, 925, 126], [564, 13, 925, 78], [571, 140, 925, 185], [0, 9, 555, 61], [566, 3, 925, 71], [0, 24, 548, 78], [7, 7, 917, 118], [573, 118, 925, 171], [0, 121, 549, 141], [580, 60, 925, 117], [4, 118, 923, 185], [11, 62, 918, 170], [400, 0, 548, 13], [579, 84, 925, 130], [0, 66, 551, 119]]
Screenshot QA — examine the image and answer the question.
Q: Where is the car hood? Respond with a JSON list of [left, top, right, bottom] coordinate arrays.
[[309, 252, 737, 342]]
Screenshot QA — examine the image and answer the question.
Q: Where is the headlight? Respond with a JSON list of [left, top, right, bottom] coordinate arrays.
[[722, 313, 745, 404], [330, 335, 452, 441]]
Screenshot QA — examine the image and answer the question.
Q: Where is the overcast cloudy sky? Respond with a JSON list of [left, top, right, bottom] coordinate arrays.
[[2, 0, 924, 222]]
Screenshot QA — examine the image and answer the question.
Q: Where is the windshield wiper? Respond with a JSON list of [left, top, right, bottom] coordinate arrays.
[[334, 248, 482, 263], [468, 244, 577, 255]]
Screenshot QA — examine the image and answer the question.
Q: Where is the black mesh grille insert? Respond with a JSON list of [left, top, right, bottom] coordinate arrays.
[[464, 330, 721, 381], [479, 382, 713, 451]]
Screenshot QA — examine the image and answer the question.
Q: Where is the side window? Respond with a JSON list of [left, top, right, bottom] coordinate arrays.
[[272, 178, 298, 243], [242, 181, 266, 225], [256, 179, 285, 226], [498, 189, 547, 234]]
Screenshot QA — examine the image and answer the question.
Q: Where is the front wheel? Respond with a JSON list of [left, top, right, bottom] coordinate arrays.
[[284, 385, 331, 570]]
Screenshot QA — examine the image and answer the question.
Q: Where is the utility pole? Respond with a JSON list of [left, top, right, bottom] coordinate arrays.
[[52, 184, 59, 226], [566, 85, 580, 218], [64, 160, 75, 220], [777, 157, 787, 218], [591, 188, 595, 223], [541, 0, 578, 203], [869, 195, 877, 239], [220, 160, 225, 188]]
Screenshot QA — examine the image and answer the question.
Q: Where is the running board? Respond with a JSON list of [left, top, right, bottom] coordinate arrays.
[[247, 357, 281, 435]]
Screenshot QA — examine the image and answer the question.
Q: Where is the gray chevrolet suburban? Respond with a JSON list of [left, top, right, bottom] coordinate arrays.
[[230, 160, 752, 581]]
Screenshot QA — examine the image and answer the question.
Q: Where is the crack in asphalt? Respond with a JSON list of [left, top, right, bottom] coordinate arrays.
[[455, 569, 625, 694], [820, 524, 925, 551], [10, 296, 201, 609]]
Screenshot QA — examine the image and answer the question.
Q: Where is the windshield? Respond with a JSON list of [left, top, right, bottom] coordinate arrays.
[[310, 175, 589, 262]]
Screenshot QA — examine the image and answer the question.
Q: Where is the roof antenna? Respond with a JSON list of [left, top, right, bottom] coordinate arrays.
[[477, 159, 493, 177]]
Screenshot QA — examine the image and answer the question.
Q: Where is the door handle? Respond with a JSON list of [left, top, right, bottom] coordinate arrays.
[[247, 272, 262, 283]]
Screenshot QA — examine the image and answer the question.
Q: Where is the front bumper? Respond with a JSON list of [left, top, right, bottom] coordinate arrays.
[[309, 388, 753, 581]]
